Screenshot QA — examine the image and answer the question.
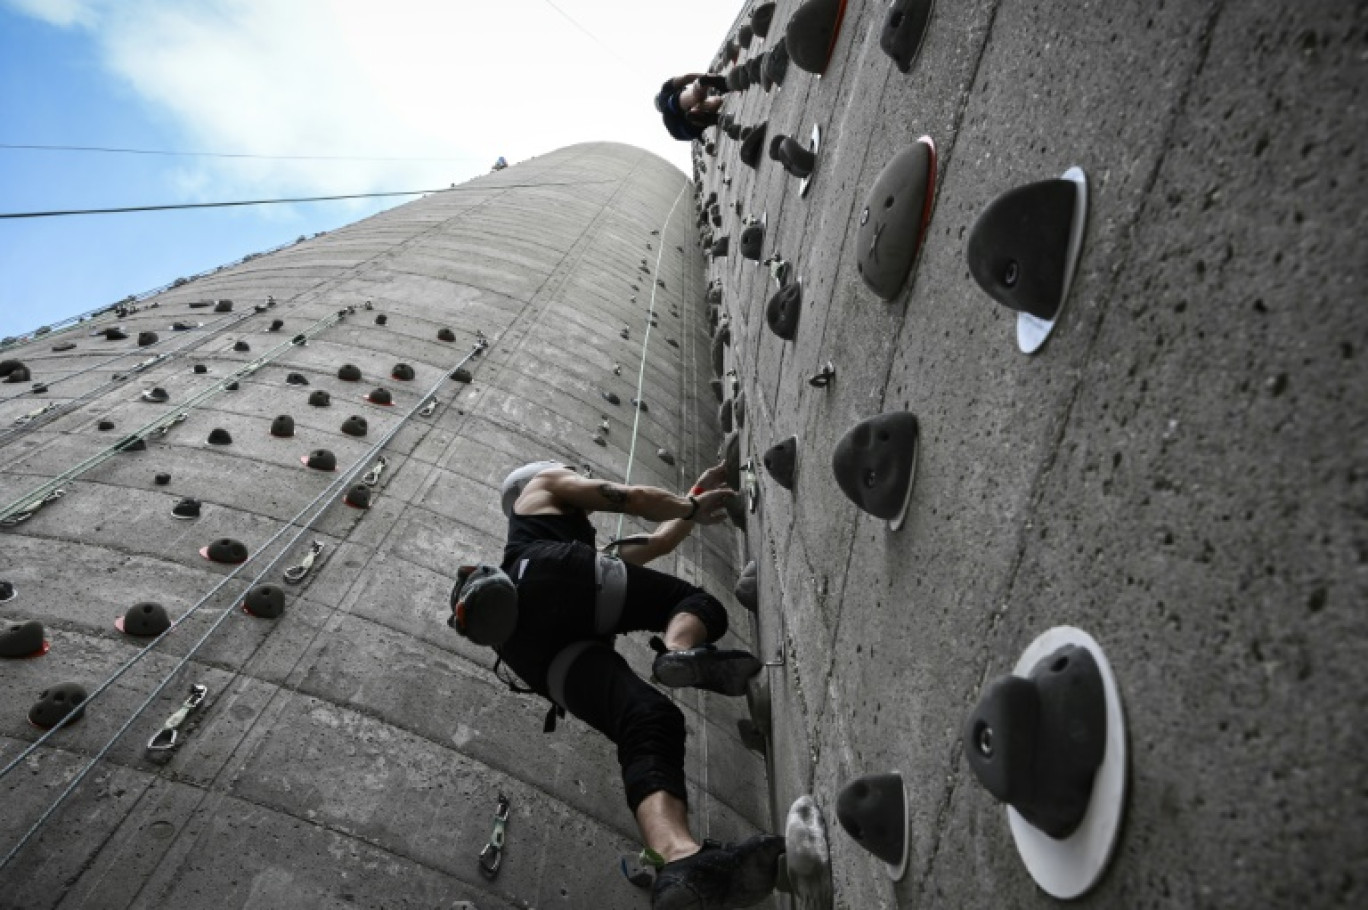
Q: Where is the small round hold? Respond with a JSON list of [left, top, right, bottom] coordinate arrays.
[[366, 387, 393, 406], [763, 436, 798, 490], [719, 398, 734, 433], [831, 412, 920, 529], [740, 222, 765, 261], [207, 428, 233, 445], [657, 448, 676, 466], [880, 0, 935, 73], [337, 363, 362, 382], [269, 319, 284, 331], [52, 342, 76, 352], [233, 340, 250, 352], [171, 497, 202, 519], [437, 327, 456, 342], [116, 601, 171, 636], [193, 363, 208, 374], [302, 449, 337, 471], [137, 331, 159, 347], [739, 122, 768, 170], [141, 387, 169, 404], [200, 538, 248, 564], [154, 472, 171, 485], [374, 314, 388, 326], [0, 620, 47, 658], [97, 419, 116, 431], [835, 772, 910, 879], [224, 380, 239, 391], [766, 282, 803, 341], [734, 560, 758, 612], [391, 363, 415, 381], [308, 390, 331, 407], [450, 367, 473, 383], [340, 415, 369, 437], [28, 682, 87, 729], [243, 584, 285, 619], [104, 327, 128, 340], [286, 372, 309, 386], [344, 484, 372, 509], [602, 391, 621, 406], [270, 414, 295, 437], [31, 383, 48, 394], [213, 299, 233, 313]]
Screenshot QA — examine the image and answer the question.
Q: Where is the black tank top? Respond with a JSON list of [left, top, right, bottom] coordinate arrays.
[[502, 510, 596, 565]]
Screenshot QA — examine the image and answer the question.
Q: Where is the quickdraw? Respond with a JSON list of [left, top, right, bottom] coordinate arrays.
[[147, 684, 208, 752], [478, 793, 510, 879], [283, 540, 326, 585], [0, 489, 65, 527], [361, 456, 388, 487]]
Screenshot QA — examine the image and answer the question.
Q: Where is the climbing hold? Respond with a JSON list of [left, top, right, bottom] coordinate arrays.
[[188, 300, 211, 309], [620, 327, 631, 340], [3, 363, 31, 383], [739, 122, 768, 169], [194, 363, 208, 374], [0, 580, 14, 603], [199, 537, 248, 564], [740, 220, 765, 261], [269, 318, 284, 331], [171, 497, 202, 519], [786, 0, 847, 75], [233, 340, 250, 352], [763, 436, 798, 490], [451, 367, 473, 383], [0, 620, 46, 658], [97, 419, 115, 431], [766, 281, 802, 340], [719, 398, 734, 433], [270, 414, 295, 437], [966, 167, 1089, 354], [751, 1, 776, 38], [309, 390, 331, 407], [338, 363, 362, 382], [118, 435, 147, 453], [438, 327, 456, 342], [137, 331, 159, 347], [214, 300, 233, 313], [962, 627, 1126, 899], [721, 431, 742, 491], [28, 682, 87, 729], [831, 412, 919, 528], [155, 472, 171, 485], [302, 449, 338, 471], [835, 772, 910, 879], [738, 23, 753, 47], [172, 321, 195, 331], [726, 66, 746, 93], [602, 391, 621, 406], [734, 391, 746, 429], [224, 380, 239, 391], [365, 387, 393, 405], [786, 795, 834, 908], [747, 55, 764, 88], [286, 372, 309, 385], [706, 282, 723, 305], [657, 448, 676, 466], [734, 559, 758, 612], [291, 333, 308, 346], [709, 378, 724, 402], [391, 363, 415, 381], [116, 602, 171, 636], [207, 428, 233, 445], [142, 387, 170, 404], [592, 432, 607, 447], [857, 137, 938, 300], [631, 398, 649, 412], [243, 584, 285, 619], [52, 341, 76, 352], [30, 382, 48, 393], [344, 484, 372, 509], [0, 360, 18, 378], [765, 35, 790, 86], [104, 327, 128, 340], [374, 314, 388, 326], [880, 0, 935, 73], [340, 415, 369, 437]]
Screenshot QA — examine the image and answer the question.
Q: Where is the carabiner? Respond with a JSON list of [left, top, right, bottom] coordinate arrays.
[[478, 793, 510, 880], [147, 684, 208, 752]]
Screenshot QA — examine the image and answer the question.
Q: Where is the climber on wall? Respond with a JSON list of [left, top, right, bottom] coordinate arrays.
[[655, 72, 730, 142], [448, 460, 783, 909]]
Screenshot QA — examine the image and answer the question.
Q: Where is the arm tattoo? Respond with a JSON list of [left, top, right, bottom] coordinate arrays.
[[597, 483, 629, 511]]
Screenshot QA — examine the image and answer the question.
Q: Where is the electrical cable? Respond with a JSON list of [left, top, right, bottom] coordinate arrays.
[[0, 143, 482, 162]]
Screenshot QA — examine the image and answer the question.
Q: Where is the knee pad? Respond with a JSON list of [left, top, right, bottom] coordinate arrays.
[[673, 591, 729, 642]]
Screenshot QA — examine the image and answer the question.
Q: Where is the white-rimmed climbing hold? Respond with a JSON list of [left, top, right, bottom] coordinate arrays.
[[786, 795, 834, 910], [0, 620, 47, 658], [831, 412, 919, 530], [963, 625, 1126, 900], [857, 137, 938, 300], [835, 771, 910, 880], [966, 167, 1089, 355]]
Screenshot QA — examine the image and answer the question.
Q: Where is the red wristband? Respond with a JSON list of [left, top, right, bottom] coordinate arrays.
[[689, 485, 705, 496]]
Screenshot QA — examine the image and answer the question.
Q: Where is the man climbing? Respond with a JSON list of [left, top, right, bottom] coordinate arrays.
[[655, 73, 730, 142], [448, 461, 783, 909]]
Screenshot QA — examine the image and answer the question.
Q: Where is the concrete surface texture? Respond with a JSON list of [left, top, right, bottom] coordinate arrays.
[[0, 144, 769, 908]]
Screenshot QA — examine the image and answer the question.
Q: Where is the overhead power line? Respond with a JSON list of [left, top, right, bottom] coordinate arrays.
[[0, 189, 443, 219], [0, 143, 482, 162]]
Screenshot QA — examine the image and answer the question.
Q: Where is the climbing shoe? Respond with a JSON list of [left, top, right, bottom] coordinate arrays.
[[653, 645, 761, 697], [651, 835, 785, 910]]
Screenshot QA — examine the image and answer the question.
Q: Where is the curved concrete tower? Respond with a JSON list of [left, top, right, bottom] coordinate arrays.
[[0, 143, 767, 908]]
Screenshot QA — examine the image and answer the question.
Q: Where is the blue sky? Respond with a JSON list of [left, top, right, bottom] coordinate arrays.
[[0, 0, 740, 338]]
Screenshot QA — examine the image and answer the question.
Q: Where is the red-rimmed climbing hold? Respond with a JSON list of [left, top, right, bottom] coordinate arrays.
[[302, 449, 338, 471], [786, 0, 848, 75], [0, 621, 48, 659], [344, 484, 372, 509], [28, 682, 87, 729], [340, 415, 368, 437], [200, 538, 249, 564], [116, 602, 171, 636], [243, 584, 285, 619], [365, 387, 393, 406], [391, 363, 415, 381]]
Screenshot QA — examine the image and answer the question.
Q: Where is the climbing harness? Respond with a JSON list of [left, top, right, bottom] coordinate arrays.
[[478, 793, 511, 879], [146, 684, 208, 752], [283, 541, 327, 585]]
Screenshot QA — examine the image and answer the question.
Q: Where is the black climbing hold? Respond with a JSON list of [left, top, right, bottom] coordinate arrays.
[[98, 419, 115, 431], [338, 363, 362, 382], [172, 321, 195, 331], [766, 282, 802, 340], [340, 415, 369, 437], [286, 372, 309, 385], [214, 299, 233, 313], [739, 122, 768, 169], [233, 340, 250, 352], [194, 364, 208, 374], [734, 560, 758, 612], [786, 0, 846, 75], [856, 138, 937, 301], [207, 428, 233, 445], [964, 644, 1107, 839], [188, 300, 211, 309], [451, 367, 473, 383], [391, 363, 415, 381], [710, 236, 730, 259], [142, 387, 169, 403], [116, 602, 171, 636], [747, 55, 764, 88], [738, 23, 753, 48], [28, 682, 87, 729], [308, 390, 331, 407], [631, 398, 649, 412], [602, 391, 621, 406], [104, 327, 128, 340], [620, 327, 631, 340], [726, 66, 745, 92], [243, 584, 285, 619], [270, 414, 295, 437], [831, 412, 920, 526], [155, 472, 171, 485], [344, 484, 372, 509], [592, 432, 607, 447], [965, 169, 1088, 351], [0, 580, 14, 603], [270, 318, 284, 331], [437, 327, 456, 342], [366, 387, 393, 406], [137, 331, 159, 347], [374, 314, 387, 326], [880, 0, 935, 73], [3, 363, 31, 383], [835, 772, 908, 872], [31, 383, 48, 394], [710, 378, 724, 402], [224, 380, 239, 391], [290, 333, 307, 346], [734, 391, 746, 429], [740, 221, 765, 261], [118, 436, 147, 453], [772, 135, 817, 179], [764, 36, 790, 86], [710, 331, 728, 378], [303, 449, 337, 471], [751, 1, 776, 38], [763, 436, 798, 490], [724, 489, 747, 530], [52, 341, 76, 352], [721, 431, 742, 491], [658, 448, 676, 465], [171, 497, 202, 519], [719, 398, 734, 433], [0, 620, 45, 658]]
